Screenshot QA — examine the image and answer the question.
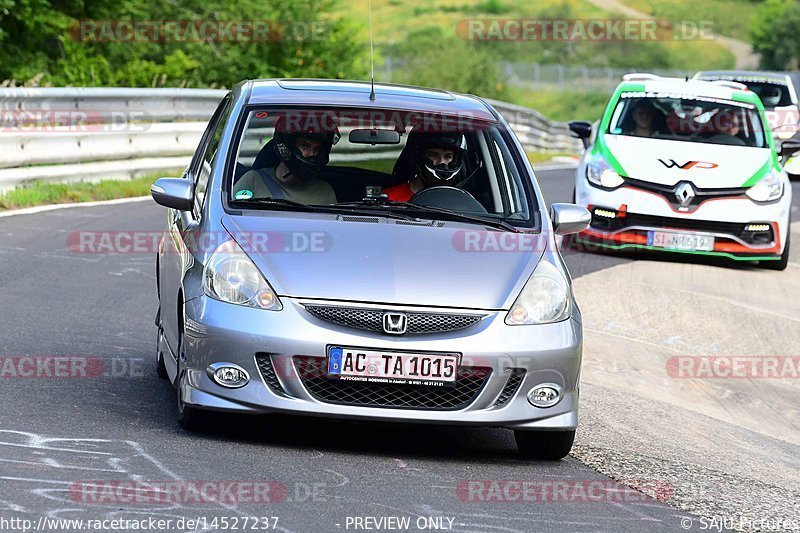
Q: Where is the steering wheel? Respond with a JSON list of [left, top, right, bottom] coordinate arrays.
[[408, 186, 488, 214]]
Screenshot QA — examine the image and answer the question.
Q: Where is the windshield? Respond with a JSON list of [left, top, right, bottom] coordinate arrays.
[[741, 82, 792, 109], [227, 107, 535, 225], [607, 94, 768, 148], [697, 76, 793, 109]]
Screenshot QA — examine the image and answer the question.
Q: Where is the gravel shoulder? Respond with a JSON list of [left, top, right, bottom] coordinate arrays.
[[570, 222, 800, 531]]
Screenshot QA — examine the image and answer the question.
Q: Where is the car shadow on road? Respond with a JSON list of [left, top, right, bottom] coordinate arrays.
[[136, 378, 574, 465]]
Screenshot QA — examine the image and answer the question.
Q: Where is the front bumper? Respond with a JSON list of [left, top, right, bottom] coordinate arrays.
[[575, 177, 791, 260], [173, 295, 583, 431]]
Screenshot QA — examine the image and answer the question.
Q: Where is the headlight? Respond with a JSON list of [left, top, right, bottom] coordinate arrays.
[[587, 157, 624, 188], [203, 240, 282, 310], [746, 171, 784, 202], [505, 261, 571, 325]]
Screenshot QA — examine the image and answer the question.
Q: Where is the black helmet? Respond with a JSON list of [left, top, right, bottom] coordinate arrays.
[[406, 128, 465, 187], [272, 115, 340, 181]]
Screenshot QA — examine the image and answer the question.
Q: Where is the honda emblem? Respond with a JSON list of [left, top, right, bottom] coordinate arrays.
[[382, 313, 408, 335]]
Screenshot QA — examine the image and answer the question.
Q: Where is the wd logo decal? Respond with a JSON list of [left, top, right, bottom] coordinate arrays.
[[658, 159, 718, 170]]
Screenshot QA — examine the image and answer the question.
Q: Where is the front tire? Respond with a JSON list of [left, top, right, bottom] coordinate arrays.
[[155, 309, 169, 380], [175, 329, 209, 431], [177, 384, 209, 431], [761, 230, 790, 271], [515, 430, 575, 460]]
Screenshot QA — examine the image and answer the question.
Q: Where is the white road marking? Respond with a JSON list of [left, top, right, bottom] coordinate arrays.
[[0, 196, 150, 219]]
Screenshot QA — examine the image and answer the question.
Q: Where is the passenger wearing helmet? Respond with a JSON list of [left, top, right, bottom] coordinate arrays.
[[233, 116, 339, 204], [384, 130, 465, 202], [758, 86, 782, 108]]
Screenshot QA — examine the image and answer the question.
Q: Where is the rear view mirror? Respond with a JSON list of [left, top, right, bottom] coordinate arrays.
[[568, 121, 592, 149], [348, 129, 401, 145], [150, 177, 194, 211]]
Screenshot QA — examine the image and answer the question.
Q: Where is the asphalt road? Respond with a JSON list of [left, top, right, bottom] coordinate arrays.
[[1, 169, 796, 532]]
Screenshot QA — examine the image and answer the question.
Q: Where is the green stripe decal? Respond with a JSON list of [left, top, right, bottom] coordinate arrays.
[[593, 84, 636, 176], [593, 136, 627, 176], [575, 238, 779, 261], [741, 157, 774, 187], [731, 92, 759, 105], [619, 83, 646, 93]]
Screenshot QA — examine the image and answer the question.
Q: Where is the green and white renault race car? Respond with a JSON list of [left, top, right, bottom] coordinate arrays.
[[568, 74, 793, 270]]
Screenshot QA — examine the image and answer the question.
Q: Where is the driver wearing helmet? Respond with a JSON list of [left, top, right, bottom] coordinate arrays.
[[385, 129, 465, 202], [233, 116, 339, 204]]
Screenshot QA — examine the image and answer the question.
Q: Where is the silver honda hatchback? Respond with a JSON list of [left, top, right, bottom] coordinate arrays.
[[151, 79, 590, 460]]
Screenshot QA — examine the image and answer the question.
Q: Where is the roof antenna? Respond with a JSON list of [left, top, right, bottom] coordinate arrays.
[[368, 0, 376, 101]]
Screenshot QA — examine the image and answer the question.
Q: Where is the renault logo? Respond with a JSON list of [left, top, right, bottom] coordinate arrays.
[[674, 182, 696, 207], [382, 313, 408, 335]]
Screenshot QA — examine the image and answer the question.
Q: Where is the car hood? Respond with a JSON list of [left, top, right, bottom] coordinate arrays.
[[221, 213, 545, 310], [602, 135, 773, 188]]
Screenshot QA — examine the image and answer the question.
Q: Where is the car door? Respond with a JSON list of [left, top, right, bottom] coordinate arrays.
[[160, 94, 231, 360]]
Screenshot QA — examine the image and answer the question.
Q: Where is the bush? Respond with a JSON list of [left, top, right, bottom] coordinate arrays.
[[750, 0, 800, 70], [389, 27, 506, 98]]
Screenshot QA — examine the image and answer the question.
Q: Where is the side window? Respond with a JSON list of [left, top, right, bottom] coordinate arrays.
[[193, 96, 231, 217], [487, 129, 530, 219]]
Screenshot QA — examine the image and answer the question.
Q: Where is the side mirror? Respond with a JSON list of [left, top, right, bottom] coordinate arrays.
[[551, 203, 591, 235], [779, 139, 800, 158], [568, 121, 592, 148], [150, 177, 194, 211]]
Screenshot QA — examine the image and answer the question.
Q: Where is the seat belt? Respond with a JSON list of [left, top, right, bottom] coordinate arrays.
[[256, 168, 287, 199]]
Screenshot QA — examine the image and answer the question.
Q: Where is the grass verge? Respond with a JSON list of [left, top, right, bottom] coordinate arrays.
[[0, 174, 160, 211], [622, 0, 758, 39], [0, 153, 575, 212], [514, 88, 611, 123]]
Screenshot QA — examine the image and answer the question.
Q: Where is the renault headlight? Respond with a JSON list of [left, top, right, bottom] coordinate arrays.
[[203, 240, 282, 310], [586, 155, 625, 189], [506, 261, 571, 325], [746, 171, 784, 202]]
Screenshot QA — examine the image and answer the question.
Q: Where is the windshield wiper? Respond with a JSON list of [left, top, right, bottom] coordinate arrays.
[[234, 197, 417, 221], [337, 200, 523, 233]]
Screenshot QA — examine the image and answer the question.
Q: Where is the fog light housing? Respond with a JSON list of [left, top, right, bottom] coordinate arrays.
[[527, 384, 563, 408], [207, 363, 250, 388]]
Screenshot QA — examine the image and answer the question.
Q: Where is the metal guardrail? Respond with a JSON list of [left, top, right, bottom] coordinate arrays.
[[0, 87, 226, 121], [486, 98, 580, 153], [0, 87, 579, 191]]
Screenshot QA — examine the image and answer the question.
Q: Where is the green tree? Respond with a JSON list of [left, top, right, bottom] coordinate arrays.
[[0, 0, 370, 87], [750, 0, 800, 70]]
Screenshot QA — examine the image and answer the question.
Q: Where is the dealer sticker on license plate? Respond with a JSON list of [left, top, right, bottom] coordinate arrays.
[[327, 346, 459, 387], [647, 230, 714, 252]]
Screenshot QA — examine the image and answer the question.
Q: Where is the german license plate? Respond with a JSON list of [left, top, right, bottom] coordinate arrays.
[[327, 346, 459, 387], [647, 230, 714, 251]]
